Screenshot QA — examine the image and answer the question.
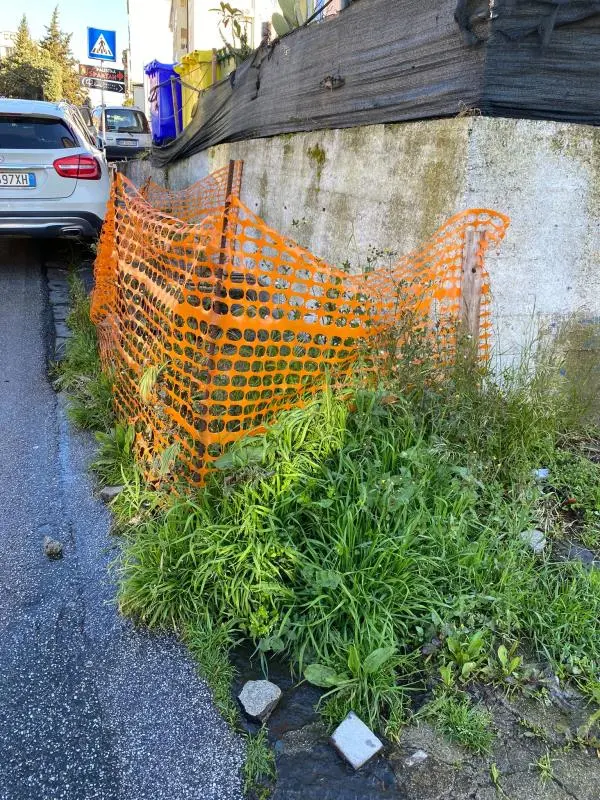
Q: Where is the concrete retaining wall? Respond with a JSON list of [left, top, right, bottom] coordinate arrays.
[[125, 117, 600, 363]]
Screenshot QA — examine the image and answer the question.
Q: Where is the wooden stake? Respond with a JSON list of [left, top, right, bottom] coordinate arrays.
[[459, 228, 484, 342]]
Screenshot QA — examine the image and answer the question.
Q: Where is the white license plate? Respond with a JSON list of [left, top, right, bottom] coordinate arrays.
[[0, 172, 36, 187], [117, 139, 137, 147]]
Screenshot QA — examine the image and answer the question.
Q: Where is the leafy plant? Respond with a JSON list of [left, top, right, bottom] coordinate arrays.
[[304, 641, 409, 733], [421, 691, 495, 753], [496, 643, 523, 681], [444, 630, 487, 683], [212, 2, 253, 63], [91, 423, 136, 485], [55, 275, 115, 432]]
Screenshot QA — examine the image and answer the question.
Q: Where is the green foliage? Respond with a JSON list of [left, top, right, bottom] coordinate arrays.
[[243, 727, 276, 798], [115, 334, 600, 737], [305, 640, 410, 735], [0, 10, 82, 102], [184, 615, 240, 728], [91, 424, 136, 486], [55, 276, 115, 432], [212, 2, 253, 64], [272, 0, 312, 37], [0, 15, 60, 100], [444, 630, 488, 683], [421, 691, 495, 753], [40, 6, 85, 103], [532, 749, 555, 783]]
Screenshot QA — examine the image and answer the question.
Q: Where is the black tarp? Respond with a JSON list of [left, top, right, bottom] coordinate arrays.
[[152, 0, 600, 167]]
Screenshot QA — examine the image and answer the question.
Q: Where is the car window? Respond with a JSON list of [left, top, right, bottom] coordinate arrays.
[[78, 107, 93, 126], [69, 107, 96, 147], [104, 109, 149, 134], [0, 116, 78, 149]]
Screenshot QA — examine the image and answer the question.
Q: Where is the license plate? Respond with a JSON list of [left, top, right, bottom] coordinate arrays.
[[0, 172, 36, 187], [117, 139, 138, 147]]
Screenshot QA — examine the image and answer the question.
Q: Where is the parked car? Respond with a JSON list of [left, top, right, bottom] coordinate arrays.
[[0, 98, 109, 238], [92, 105, 151, 161]]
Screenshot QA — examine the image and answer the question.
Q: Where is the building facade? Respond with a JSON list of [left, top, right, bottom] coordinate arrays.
[[0, 31, 17, 60]]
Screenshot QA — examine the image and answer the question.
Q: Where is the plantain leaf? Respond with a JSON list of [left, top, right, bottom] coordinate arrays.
[[363, 646, 396, 674], [347, 644, 361, 676], [304, 663, 344, 687]]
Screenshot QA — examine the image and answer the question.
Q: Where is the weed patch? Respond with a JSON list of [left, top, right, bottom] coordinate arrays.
[[420, 691, 495, 753], [55, 275, 114, 432], [115, 342, 600, 741], [61, 278, 600, 777]]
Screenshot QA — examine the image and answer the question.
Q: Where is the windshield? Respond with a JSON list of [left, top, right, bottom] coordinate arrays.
[[105, 109, 149, 134]]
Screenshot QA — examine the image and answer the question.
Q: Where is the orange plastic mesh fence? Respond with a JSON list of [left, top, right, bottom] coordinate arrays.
[[139, 161, 243, 224], [91, 170, 509, 484]]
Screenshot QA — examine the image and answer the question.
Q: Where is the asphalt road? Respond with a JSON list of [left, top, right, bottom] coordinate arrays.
[[0, 240, 244, 800]]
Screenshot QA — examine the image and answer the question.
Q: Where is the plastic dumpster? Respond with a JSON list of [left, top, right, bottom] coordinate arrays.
[[174, 50, 217, 128], [144, 60, 182, 145]]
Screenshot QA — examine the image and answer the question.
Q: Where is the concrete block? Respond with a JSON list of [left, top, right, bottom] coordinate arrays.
[[331, 711, 383, 770]]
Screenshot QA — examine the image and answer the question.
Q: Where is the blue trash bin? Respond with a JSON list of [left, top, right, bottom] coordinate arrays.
[[144, 60, 182, 145]]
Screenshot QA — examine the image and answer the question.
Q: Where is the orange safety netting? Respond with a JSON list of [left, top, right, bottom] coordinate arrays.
[[91, 168, 509, 484], [139, 161, 243, 223]]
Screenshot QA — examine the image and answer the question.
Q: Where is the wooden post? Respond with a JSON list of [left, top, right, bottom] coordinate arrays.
[[213, 160, 237, 314], [459, 228, 484, 345]]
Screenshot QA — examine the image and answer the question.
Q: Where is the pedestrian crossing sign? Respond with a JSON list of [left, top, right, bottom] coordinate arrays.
[[87, 27, 116, 62]]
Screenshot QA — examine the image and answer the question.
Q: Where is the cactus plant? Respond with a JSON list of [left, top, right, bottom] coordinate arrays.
[[272, 0, 313, 37]]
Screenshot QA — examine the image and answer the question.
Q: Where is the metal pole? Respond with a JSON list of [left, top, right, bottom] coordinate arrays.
[[100, 59, 106, 143], [170, 76, 181, 136]]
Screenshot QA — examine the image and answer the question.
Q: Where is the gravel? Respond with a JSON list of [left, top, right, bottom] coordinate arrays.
[[0, 241, 245, 800]]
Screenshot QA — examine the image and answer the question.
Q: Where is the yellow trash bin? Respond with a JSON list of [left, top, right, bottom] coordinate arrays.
[[174, 50, 215, 128]]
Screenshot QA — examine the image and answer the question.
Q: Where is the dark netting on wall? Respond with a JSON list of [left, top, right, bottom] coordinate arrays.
[[152, 0, 600, 168]]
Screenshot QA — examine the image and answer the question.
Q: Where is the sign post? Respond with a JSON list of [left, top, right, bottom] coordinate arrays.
[[87, 27, 117, 145]]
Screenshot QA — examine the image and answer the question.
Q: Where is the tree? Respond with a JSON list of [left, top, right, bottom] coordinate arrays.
[[0, 15, 61, 100], [40, 6, 85, 103]]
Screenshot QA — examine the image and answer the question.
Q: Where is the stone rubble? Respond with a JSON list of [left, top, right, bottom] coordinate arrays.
[[238, 679, 282, 722]]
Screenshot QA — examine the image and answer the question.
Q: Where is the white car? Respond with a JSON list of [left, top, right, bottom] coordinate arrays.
[[0, 98, 109, 238], [92, 105, 152, 161]]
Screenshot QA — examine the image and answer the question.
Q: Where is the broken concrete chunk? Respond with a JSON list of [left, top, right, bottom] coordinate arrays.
[[331, 711, 383, 770], [404, 749, 429, 768], [43, 536, 63, 560], [99, 485, 124, 503], [519, 528, 546, 553], [238, 679, 282, 722]]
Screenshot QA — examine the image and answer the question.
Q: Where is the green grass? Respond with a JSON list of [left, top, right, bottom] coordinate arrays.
[[54, 275, 114, 432], [183, 615, 240, 728], [60, 284, 600, 763], [243, 727, 276, 799], [421, 691, 495, 753], [91, 423, 136, 485], [115, 336, 600, 739]]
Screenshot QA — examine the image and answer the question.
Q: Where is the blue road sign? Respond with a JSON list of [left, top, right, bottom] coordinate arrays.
[[87, 27, 116, 62]]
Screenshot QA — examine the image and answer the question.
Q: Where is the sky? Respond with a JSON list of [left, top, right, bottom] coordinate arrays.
[[3, 0, 130, 102]]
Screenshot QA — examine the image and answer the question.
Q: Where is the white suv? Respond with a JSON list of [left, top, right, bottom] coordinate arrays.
[[0, 98, 110, 238]]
